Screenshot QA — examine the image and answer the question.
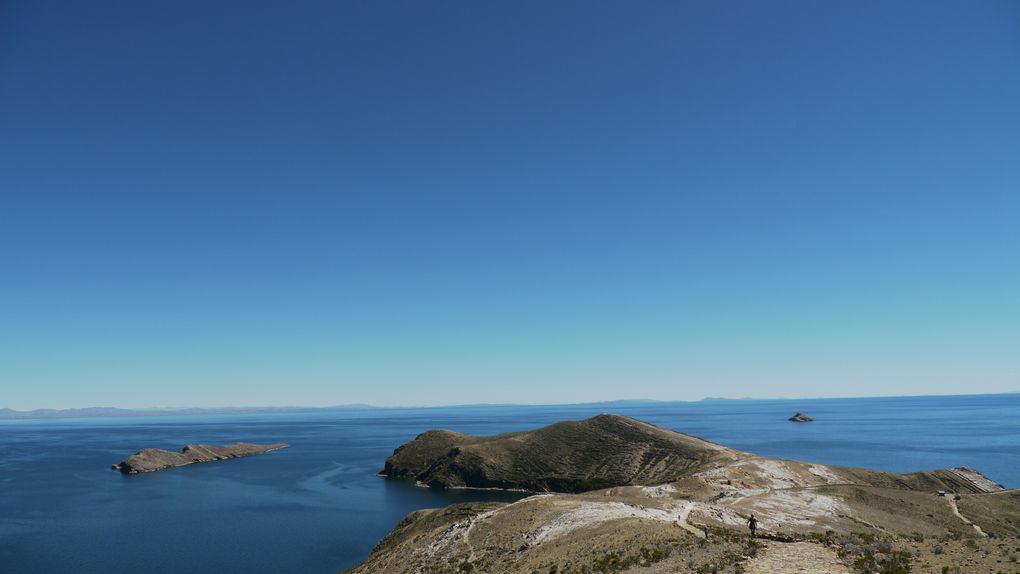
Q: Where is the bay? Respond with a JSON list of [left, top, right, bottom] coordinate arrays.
[[1, 393, 1017, 573]]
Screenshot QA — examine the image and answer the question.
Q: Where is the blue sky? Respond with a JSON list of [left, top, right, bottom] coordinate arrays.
[[1, 1, 1018, 409]]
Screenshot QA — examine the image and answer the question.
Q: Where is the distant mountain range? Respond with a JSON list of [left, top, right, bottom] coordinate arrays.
[[3, 393, 1014, 420], [0, 400, 671, 420], [0, 404, 379, 420]]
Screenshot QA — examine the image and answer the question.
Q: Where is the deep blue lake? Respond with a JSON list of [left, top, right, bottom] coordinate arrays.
[[1, 394, 1017, 573]]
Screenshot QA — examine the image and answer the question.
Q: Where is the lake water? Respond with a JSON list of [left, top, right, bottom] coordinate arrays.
[[1, 394, 1017, 573]]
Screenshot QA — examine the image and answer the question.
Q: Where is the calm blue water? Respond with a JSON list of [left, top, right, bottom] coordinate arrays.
[[1, 394, 1017, 574]]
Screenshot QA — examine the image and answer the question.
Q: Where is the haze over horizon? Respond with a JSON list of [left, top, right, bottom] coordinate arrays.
[[4, 390, 1020, 415], [2, 1, 1018, 410]]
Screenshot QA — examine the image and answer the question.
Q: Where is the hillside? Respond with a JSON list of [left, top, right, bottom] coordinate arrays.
[[354, 415, 1016, 574], [381, 414, 732, 492]]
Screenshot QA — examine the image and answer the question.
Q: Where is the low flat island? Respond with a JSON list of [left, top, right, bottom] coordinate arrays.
[[112, 442, 288, 474]]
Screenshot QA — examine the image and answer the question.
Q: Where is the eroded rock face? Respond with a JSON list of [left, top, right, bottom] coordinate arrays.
[[112, 442, 288, 474], [788, 412, 813, 422], [949, 466, 1006, 493], [381, 414, 733, 492]]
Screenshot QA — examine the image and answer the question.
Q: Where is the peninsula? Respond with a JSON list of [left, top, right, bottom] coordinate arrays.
[[381, 414, 725, 492], [355, 414, 1017, 574], [112, 442, 288, 474]]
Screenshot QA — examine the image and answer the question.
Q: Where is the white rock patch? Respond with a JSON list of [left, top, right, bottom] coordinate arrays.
[[642, 484, 677, 498], [807, 464, 844, 485], [749, 459, 802, 489], [689, 502, 748, 528], [531, 502, 681, 545], [749, 490, 843, 527]]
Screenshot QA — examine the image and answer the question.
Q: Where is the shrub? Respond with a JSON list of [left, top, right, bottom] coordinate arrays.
[[852, 548, 912, 574]]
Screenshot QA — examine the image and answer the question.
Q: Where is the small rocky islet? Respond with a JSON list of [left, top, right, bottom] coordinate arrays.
[[112, 442, 288, 474], [352, 414, 1016, 574]]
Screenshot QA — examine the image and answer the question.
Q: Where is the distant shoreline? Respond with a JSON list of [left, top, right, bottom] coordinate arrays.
[[2, 392, 1017, 421]]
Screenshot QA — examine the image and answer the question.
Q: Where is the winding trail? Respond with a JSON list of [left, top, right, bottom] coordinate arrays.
[[743, 542, 850, 574], [946, 497, 987, 537], [675, 502, 708, 538]]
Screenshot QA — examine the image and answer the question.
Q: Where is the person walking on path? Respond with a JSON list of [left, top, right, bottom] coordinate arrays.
[[747, 514, 758, 538]]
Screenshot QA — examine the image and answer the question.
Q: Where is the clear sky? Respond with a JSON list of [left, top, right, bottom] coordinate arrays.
[[1, 1, 1018, 410]]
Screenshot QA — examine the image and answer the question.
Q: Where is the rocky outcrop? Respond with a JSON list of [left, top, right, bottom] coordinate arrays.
[[788, 412, 813, 422], [112, 442, 288, 474], [948, 466, 1006, 493], [381, 414, 731, 492]]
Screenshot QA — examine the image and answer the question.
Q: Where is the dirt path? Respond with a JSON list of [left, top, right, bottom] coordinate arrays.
[[675, 502, 709, 538], [743, 541, 850, 574], [946, 497, 987, 537]]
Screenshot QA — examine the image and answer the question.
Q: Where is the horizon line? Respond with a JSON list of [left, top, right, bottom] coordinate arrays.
[[2, 390, 1018, 420]]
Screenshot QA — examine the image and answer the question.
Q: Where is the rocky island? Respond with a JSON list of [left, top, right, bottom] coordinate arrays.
[[353, 414, 1017, 574], [112, 442, 288, 474]]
